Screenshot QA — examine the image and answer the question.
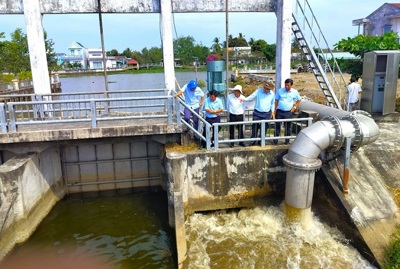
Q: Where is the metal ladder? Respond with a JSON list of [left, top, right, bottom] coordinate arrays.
[[292, 0, 347, 110]]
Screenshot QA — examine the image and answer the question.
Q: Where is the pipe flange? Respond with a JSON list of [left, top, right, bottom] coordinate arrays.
[[283, 154, 322, 171], [321, 115, 343, 152], [350, 110, 372, 118], [341, 114, 363, 152]]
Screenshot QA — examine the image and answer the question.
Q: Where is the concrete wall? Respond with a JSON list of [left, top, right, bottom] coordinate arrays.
[[62, 139, 163, 193], [167, 148, 288, 215], [0, 145, 65, 260]]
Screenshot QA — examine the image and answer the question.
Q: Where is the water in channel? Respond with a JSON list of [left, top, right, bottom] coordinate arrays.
[[7, 189, 177, 269], [186, 206, 375, 269]]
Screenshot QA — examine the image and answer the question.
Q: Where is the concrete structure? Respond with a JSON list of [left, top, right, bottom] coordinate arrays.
[[0, 146, 64, 260]]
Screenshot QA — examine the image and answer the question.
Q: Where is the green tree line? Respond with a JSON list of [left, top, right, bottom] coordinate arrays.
[[0, 28, 58, 80]]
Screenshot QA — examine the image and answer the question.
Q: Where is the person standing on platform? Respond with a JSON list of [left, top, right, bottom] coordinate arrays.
[[226, 85, 246, 148], [274, 78, 301, 145], [345, 77, 362, 112], [202, 90, 224, 148], [175, 79, 204, 132], [244, 81, 275, 146]]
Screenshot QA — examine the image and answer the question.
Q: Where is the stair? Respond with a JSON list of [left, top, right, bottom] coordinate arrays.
[[292, 0, 346, 110]]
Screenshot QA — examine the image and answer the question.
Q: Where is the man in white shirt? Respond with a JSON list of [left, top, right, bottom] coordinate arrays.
[[226, 85, 246, 147], [345, 77, 362, 112]]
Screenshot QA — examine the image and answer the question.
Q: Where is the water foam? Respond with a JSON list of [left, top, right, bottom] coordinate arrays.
[[186, 205, 375, 269]]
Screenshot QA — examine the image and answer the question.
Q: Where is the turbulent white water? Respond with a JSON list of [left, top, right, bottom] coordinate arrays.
[[186, 205, 375, 269]]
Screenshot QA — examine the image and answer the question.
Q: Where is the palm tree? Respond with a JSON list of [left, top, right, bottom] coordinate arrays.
[[211, 37, 222, 55]]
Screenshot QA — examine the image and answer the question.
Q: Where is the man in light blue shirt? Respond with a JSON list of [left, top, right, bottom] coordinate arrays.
[[202, 90, 224, 148], [244, 81, 275, 146], [175, 80, 205, 131], [274, 78, 301, 145]]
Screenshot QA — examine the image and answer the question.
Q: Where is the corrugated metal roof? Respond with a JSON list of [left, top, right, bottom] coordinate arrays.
[[317, 52, 359, 60]]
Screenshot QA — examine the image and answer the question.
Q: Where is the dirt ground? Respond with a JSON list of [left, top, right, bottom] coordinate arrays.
[[237, 72, 400, 107]]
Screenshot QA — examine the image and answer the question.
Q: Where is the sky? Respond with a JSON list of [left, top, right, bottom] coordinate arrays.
[[0, 0, 389, 54]]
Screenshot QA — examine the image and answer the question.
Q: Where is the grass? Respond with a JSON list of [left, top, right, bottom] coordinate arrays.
[[383, 225, 400, 269], [165, 142, 202, 153]]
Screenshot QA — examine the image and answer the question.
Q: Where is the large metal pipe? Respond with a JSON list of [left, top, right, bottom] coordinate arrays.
[[283, 100, 380, 225]]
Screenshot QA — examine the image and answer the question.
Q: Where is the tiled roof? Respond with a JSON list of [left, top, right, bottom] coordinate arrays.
[[127, 59, 138, 64]]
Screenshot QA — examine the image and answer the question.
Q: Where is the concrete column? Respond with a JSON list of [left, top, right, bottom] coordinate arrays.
[[166, 152, 187, 268], [12, 79, 19, 90], [22, 0, 51, 94], [160, 0, 176, 94], [275, 0, 292, 89]]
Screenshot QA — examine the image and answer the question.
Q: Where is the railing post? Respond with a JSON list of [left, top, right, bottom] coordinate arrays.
[[167, 96, 172, 124], [260, 121, 266, 147], [214, 124, 219, 149], [175, 98, 181, 125], [0, 103, 7, 133], [90, 100, 97, 128], [8, 103, 16, 132], [206, 123, 211, 150]]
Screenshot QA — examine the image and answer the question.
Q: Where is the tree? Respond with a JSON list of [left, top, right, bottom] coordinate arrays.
[[122, 48, 133, 58], [148, 46, 162, 63], [107, 49, 119, 56], [0, 29, 30, 76], [173, 36, 196, 65], [44, 31, 60, 74], [131, 50, 144, 64], [334, 31, 400, 77], [211, 37, 222, 56], [192, 44, 209, 64]]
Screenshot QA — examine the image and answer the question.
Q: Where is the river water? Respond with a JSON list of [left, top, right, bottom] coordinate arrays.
[[59, 72, 209, 92], [8, 73, 375, 268]]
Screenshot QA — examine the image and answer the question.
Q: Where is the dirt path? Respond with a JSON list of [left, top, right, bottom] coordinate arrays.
[[238, 72, 399, 106]]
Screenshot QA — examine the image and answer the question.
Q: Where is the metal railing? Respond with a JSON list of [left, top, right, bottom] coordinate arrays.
[[0, 90, 174, 133], [174, 96, 313, 150]]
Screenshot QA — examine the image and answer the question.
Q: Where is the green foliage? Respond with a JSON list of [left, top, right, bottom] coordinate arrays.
[[0, 74, 14, 83], [334, 31, 400, 78], [251, 39, 276, 62], [383, 226, 400, 269], [173, 36, 196, 65], [0, 28, 30, 76], [334, 58, 363, 79], [335, 31, 400, 58], [18, 70, 32, 80], [0, 28, 58, 76]]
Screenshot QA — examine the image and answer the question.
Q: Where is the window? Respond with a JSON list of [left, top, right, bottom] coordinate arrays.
[[383, 25, 392, 33], [93, 61, 103, 69]]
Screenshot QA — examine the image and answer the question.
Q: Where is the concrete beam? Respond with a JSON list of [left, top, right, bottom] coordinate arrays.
[[0, 0, 277, 14]]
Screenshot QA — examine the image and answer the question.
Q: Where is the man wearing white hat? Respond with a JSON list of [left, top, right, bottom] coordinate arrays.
[[226, 85, 246, 147]]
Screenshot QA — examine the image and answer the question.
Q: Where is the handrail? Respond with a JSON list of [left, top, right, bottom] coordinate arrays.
[[5, 95, 174, 132], [212, 117, 313, 149], [174, 95, 213, 149]]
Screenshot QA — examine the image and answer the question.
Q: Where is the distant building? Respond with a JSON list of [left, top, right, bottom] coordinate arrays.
[[57, 42, 131, 70], [59, 41, 89, 69], [352, 3, 400, 38], [127, 59, 139, 70]]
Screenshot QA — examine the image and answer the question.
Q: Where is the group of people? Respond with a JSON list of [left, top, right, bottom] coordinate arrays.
[[175, 75, 362, 148], [175, 78, 301, 148]]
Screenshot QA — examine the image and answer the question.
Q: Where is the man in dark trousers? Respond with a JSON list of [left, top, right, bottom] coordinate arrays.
[[274, 78, 301, 145]]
